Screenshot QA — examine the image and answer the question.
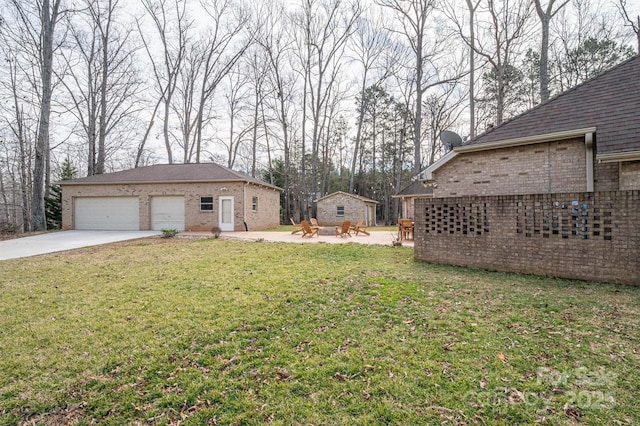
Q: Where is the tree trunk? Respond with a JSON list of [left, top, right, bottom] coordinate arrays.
[[31, 0, 60, 232]]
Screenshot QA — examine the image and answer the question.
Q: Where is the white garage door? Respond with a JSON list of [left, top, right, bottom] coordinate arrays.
[[75, 197, 139, 230], [151, 196, 185, 231]]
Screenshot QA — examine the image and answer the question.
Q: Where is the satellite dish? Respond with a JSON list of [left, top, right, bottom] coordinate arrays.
[[440, 130, 463, 152]]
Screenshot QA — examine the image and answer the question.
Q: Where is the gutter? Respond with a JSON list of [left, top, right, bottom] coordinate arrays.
[[597, 150, 640, 163], [585, 132, 594, 192], [454, 127, 597, 153]]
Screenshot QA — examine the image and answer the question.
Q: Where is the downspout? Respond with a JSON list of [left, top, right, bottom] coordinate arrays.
[[585, 132, 594, 192]]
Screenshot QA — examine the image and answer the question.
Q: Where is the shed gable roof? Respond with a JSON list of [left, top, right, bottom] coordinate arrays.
[[467, 54, 640, 155], [315, 191, 378, 204], [60, 163, 282, 191]]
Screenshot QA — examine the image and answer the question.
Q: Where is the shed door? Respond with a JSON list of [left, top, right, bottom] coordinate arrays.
[[74, 197, 139, 230], [151, 196, 185, 231], [219, 196, 234, 231]]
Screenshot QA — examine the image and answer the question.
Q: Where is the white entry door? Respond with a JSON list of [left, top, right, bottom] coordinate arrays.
[[219, 196, 234, 231]]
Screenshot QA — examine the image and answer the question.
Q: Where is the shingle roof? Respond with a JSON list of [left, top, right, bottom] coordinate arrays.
[[60, 163, 282, 190], [466, 55, 640, 155]]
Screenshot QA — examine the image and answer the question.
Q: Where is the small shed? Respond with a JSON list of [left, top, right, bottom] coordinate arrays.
[[393, 180, 433, 219], [315, 191, 377, 226]]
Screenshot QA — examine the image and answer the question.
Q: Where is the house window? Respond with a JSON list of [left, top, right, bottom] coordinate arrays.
[[336, 205, 345, 216], [200, 196, 214, 211], [252, 196, 258, 212]]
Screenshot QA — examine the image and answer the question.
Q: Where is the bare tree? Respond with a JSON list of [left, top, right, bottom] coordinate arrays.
[[553, 0, 633, 91], [220, 69, 252, 169], [171, 43, 205, 163], [193, 0, 252, 163], [256, 0, 298, 221], [473, 0, 532, 125], [140, 0, 192, 164], [5, 0, 66, 231], [534, 0, 569, 102], [348, 13, 392, 193], [465, 0, 481, 138], [378, 0, 463, 173], [244, 48, 269, 177], [292, 0, 361, 207], [423, 83, 466, 164], [0, 47, 36, 231], [62, 0, 142, 175], [617, 0, 639, 53]]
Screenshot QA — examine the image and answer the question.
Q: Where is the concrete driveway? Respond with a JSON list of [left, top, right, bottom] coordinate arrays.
[[0, 230, 161, 261]]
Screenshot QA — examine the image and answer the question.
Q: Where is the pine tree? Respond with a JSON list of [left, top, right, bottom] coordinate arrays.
[[45, 159, 77, 230]]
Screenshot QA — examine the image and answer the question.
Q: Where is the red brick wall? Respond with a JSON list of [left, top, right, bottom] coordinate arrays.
[[414, 191, 639, 286]]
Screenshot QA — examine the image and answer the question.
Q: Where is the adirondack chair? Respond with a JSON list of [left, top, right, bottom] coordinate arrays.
[[350, 218, 370, 236], [290, 217, 303, 234], [310, 218, 320, 228], [335, 220, 352, 237], [398, 219, 414, 240], [300, 220, 319, 238]]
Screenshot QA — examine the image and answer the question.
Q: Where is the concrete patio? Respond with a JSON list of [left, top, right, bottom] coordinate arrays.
[[181, 230, 414, 247]]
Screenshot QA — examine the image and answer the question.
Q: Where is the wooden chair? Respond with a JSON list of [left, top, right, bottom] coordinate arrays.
[[290, 217, 303, 234], [398, 219, 414, 240], [335, 220, 352, 237], [310, 218, 320, 228], [300, 220, 319, 238], [350, 218, 370, 236]]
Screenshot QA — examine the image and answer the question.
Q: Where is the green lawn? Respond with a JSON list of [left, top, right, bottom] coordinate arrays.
[[0, 237, 638, 425]]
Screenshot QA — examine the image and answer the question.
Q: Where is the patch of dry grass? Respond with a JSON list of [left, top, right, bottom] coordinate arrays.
[[0, 238, 638, 425]]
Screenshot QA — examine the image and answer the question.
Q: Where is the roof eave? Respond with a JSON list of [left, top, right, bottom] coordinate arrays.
[[457, 127, 597, 153], [59, 178, 283, 191], [419, 150, 458, 182], [314, 191, 378, 204], [596, 150, 640, 163]]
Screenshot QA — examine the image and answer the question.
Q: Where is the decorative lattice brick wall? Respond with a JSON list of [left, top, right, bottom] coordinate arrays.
[[414, 191, 639, 286]]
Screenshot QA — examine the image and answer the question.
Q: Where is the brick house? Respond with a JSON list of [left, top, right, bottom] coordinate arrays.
[[421, 55, 640, 195], [60, 163, 282, 232], [415, 55, 640, 285], [314, 191, 377, 226]]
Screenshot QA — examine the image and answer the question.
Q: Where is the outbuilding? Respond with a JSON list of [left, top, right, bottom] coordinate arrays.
[[314, 191, 377, 226], [60, 163, 282, 232]]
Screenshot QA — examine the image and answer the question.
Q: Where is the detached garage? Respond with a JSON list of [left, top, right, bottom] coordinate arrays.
[[60, 163, 282, 232]]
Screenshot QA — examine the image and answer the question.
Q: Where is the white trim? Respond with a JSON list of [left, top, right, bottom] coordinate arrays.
[[597, 150, 640, 163], [419, 150, 458, 181]]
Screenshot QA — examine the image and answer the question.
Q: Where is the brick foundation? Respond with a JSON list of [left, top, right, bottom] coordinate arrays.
[[414, 191, 639, 285]]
